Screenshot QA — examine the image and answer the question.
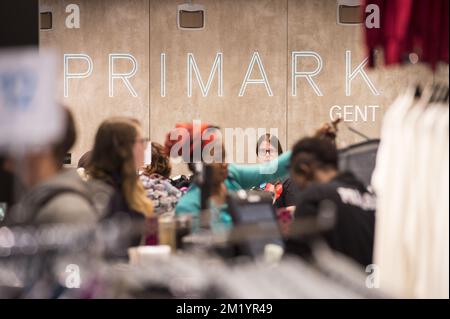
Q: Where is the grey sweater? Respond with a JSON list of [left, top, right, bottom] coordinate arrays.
[[8, 169, 113, 225]]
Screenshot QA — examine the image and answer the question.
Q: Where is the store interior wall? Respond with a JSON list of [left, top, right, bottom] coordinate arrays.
[[39, 0, 150, 168], [39, 0, 449, 174]]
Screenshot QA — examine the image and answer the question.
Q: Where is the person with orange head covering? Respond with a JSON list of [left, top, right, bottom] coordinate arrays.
[[165, 122, 292, 232]]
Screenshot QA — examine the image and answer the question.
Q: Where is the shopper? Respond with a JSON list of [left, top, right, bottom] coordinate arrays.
[[86, 117, 154, 255], [255, 133, 299, 209], [5, 107, 99, 226], [140, 142, 182, 214], [87, 117, 153, 220], [256, 133, 283, 163], [165, 123, 292, 231], [287, 137, 376, 267]]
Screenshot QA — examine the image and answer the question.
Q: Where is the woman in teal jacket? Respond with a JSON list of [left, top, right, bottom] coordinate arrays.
[[165, 123, 291, 231], [175, 150, 291, 229]]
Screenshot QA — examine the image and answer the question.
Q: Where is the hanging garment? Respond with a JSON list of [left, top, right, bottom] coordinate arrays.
[[372, 87, 449, 298], [364, 0, 449, 69]]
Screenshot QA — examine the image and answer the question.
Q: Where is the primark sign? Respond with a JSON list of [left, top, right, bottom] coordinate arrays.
[[63, 50, 381, 123]]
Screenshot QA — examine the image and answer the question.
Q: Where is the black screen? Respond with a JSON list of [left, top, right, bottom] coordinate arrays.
[[230, 201, 284, 258], [0, 0, 39, 48]]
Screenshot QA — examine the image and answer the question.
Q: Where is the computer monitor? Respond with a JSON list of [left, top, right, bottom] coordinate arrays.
[[227, 190, 284, 258]]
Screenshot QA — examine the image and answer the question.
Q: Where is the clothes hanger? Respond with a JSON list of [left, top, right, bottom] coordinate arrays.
[[438, 85, 449, 104], [429, 84, 443, 104]]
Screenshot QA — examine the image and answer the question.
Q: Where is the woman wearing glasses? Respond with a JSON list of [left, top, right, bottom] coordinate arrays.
[[255, 133, 296, 208], [87, 117, 153, 255]]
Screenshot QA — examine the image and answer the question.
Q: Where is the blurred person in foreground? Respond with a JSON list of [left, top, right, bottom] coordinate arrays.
[[286, 134, 376, 267], [6, 107, 100, 226], [86, 117, 153, 250]]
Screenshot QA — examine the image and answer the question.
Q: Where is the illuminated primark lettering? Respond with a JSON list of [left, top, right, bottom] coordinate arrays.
[[63, 50, 379, 98], [345, 50, 380, 96], [238, 51, 273, 97], [291, 51, 323, 96], [108, 53, 138, 97], [187, 52, 223, 97], [64, 53, 93, 98]]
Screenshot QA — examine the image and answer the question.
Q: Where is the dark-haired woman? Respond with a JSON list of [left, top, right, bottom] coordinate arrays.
[[165, 124, 291, 232], [165, 122, 340, 233], [255, 133, 298, 208], [87, 117, 153, 253], [140, 142, 182, 215]]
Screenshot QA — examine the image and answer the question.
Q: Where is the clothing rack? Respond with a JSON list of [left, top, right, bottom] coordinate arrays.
[[372, 85, 449, 298], [0, 215, 389, 299]]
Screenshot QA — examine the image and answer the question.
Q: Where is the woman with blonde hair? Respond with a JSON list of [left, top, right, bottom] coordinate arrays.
[[87, 117, 153, 254]]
